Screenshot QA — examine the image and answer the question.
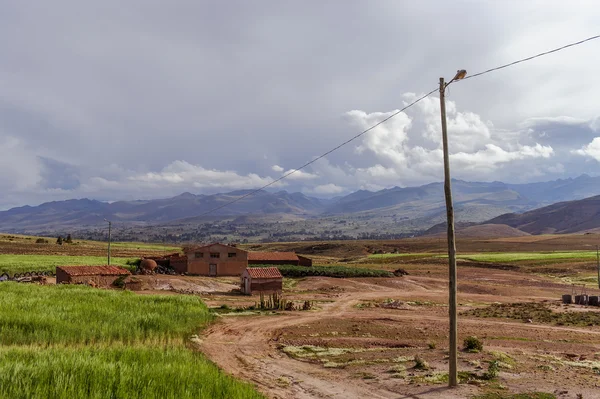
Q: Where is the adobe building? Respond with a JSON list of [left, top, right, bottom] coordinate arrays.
[[247, 252, 313, 267], [56, 266, 131, 287], [180, 243, 312, 276], [184, 243, 248, 276], [240, 267, 283, 295], [247, 251, 300, 266]]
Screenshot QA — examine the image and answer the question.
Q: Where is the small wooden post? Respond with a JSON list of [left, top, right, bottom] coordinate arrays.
[[440, 77, 458, 387]]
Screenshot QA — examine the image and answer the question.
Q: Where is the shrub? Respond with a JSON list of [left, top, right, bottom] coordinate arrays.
[[249, 264, 392, 278], [65, 234, 73, 244], [35, 238, 48, 244], [483, 360, 500, 380], [56, 236, 63, 245], [112, 275, 127, 289], [413, 355, 429, 370], [464, 336, 483, 352]]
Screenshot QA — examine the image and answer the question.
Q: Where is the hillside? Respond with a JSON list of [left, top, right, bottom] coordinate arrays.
[[487, 195, 600, 234], [2, 174, 600, 238], [423, 223, 530, 238]]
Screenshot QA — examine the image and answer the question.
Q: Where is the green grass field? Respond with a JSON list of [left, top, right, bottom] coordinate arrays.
[[369, 251, 598, 263], [455, 251, 598, 263], [0, 283, 263, 398], [97, 241, 181, 252], [0, 255, 137, 275]]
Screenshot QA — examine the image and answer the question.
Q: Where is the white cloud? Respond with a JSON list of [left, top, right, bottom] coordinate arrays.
[[271, 165, 284, 172], [452, 143, 553, 172], [573, 137, 600, 162], [309, 183, 345, 195], [282, 169, 319, 180]]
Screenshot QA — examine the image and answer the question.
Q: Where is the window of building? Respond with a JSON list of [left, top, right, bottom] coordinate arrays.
[[195, 252, 203, 258], [210, 252, 220, 258], [228, 252, 237, 258]]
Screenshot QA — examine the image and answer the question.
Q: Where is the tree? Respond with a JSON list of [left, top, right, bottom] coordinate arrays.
[[56, 236, 63, 245], [65, 234, 73, 244]]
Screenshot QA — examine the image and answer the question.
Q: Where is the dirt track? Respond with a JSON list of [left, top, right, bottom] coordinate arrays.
[[199, 272, 600, 398]]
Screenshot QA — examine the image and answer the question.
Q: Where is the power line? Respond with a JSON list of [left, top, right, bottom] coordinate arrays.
[[194, 33, 600, 219], [458, 34, 600, 82], [195, 87, 438, 218]]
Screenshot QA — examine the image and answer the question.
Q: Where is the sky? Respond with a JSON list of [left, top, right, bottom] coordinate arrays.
[[1, 1, 600, 209]]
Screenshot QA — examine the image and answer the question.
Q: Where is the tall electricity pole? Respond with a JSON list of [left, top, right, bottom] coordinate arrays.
[[104, 219, 112, 265], [439, 70, 466, 387]]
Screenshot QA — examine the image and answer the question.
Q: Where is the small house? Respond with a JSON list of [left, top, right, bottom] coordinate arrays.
[[56, 266, 131, 287], [240, 267, 283, 295], [183, 243, 248, 276]]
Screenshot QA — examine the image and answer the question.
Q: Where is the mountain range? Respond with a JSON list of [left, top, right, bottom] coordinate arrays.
[[2, 174, 600, 236]]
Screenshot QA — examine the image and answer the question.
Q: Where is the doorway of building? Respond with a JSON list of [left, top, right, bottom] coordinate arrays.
[[209, 264, 217, 276]]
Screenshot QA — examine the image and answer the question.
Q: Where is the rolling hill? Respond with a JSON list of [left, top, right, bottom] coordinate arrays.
[[2, 174, 600, 236], [486, 195, 600, 234]]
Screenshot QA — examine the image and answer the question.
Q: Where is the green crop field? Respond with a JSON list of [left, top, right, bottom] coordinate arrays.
[[368, 253, 438, 259], [455, 251, 598, 263], [0, 283, 263, 398], [368, 251, 598, 263], [97, 241, 181, 252], [0, 255, 137, 275]]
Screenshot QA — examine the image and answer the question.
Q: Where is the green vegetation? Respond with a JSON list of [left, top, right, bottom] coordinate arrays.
[[464, 336, 484, 353], [368, 251, 597, 263], [0, 283, 263, 398], [0, 283, 211, 345], [0, 346, 262, 399], [457, 251, 598, 263], [0, 254, 137, 275], [464, 302, 600, 327], [471, 393, 556, 399], [368, 253, 436, 259], [249, 264, 392, 278], [108, 241, 181, 252]]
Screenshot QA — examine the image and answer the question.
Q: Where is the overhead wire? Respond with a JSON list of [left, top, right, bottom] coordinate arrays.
[[193, 34, 600, 219], [195, 87, 438, 218]]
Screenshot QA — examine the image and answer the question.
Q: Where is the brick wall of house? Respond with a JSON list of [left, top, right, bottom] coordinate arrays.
[[185, 244, 248, 276], [250, 278, 282, 293], [56, 268, 70, 284], [170, 256, 188, 274], [69, 275, 124, 288]]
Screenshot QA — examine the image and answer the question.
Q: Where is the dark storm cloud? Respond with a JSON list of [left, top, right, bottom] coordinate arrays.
[[0, 1, 599, 208]]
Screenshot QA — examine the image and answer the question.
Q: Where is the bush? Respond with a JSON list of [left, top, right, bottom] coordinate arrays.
[[112, 275, 127, 289], [413, 355, 429, 370], [56, 236, 63, 245], [249, 264, 393, 278], [464, 336, 483, 352], [35, 238, 48, 244], [483, 360, 500, 380]]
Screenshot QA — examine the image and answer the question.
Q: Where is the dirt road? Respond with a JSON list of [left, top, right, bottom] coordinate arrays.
[[200, 282, 475, 398], [200, 273, 600, 398]]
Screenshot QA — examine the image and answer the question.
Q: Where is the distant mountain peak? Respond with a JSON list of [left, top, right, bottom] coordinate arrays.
[[174, 192, 196, 199]]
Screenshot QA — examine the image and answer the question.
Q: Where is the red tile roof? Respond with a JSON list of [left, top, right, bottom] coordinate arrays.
[[57, 266, 131, 276], [247, 252, 299, 261], [183, 243, 242, 253], [246, 267, 283, 279]]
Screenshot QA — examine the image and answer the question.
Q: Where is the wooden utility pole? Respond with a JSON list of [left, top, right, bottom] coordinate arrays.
[[597, 245, 599, 289], [439, 77, 458, 387], [105, 219, 112, 265]]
